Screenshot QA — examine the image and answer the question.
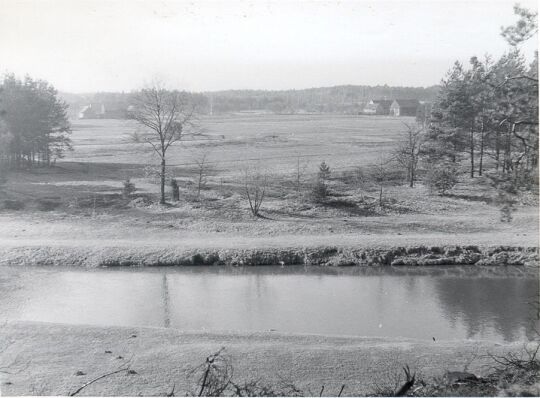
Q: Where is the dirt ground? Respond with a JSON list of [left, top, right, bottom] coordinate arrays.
[[0, 173, 538, 252], [1, 115, 537, 251], [0, 321, 533, 397]]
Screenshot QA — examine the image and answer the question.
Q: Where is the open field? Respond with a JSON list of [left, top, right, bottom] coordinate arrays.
[[65, 115, 410, 177], [0, 114, 538, 257]]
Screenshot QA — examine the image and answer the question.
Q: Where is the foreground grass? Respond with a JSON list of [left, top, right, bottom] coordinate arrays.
[[1, 322, 537, 396], [0, 161, 537, 248]]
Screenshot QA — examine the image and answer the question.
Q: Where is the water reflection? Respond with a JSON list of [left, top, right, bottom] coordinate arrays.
[[434, 277, 539, 341], [162, 273, 170, 328], [0, 265, 537, 342]]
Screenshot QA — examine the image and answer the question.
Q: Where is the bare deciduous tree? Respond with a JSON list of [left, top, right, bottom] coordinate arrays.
[[130, 84, 195, 204], [194, 150, 211, 199], [371, 156, 390, 207], [243, 165, 268, 217], [294, 155, 308, 194], [393, 123, 425, 188]]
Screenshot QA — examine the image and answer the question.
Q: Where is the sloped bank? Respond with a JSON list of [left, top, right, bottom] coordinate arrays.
[[0, 244, 537, 269], [1, 321, 535, 396]]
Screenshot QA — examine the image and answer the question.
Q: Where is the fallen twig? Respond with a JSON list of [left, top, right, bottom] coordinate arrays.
[[69, 367, 130, 396]]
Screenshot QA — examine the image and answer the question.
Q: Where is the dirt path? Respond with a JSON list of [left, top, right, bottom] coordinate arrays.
[[0, 211, 537, 249]]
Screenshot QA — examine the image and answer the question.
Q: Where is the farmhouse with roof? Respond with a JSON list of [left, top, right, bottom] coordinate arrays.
[[363, 99, 393, 115], [78, 102, 129, 119], [390, 99, 420, 116], [78, 103, 105, 119]]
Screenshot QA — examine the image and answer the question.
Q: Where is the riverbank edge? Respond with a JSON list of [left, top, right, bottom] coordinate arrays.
[[0, 321, 535, 396], [0, 244, 538, 269]]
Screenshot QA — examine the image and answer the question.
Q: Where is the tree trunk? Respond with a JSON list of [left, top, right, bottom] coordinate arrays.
[[160, 157, 166, 204], [469, 123, 475, 178], [495, 129, 500, 171], [296, 158, 301, 193], [479, 118, 485, 176], [44, 132, 50, 167], [504, 125, 512, 174]]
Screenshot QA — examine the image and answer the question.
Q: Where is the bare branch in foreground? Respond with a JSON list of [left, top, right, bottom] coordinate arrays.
[[69, 367, 130, 396]]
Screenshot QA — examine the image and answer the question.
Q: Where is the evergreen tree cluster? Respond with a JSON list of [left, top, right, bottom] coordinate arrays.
[[423, 49, 538, 188], [0, 74, 72, 169]]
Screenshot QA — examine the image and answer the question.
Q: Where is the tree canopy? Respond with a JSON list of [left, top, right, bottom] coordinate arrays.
[[0, 74, 72, 168]]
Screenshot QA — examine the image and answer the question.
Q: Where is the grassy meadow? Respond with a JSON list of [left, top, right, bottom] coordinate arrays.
[[0, 114, 537, 249], [65, 114, 407, 177]]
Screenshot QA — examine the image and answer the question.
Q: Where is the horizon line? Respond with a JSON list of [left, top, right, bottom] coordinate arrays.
[[59, 83, 442, 96]]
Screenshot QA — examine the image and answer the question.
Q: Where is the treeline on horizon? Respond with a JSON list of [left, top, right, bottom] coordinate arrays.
[[61, 84, 440, 117]]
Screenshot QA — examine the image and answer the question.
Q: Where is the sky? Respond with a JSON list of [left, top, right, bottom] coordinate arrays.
[[0, 0, 537, 93]]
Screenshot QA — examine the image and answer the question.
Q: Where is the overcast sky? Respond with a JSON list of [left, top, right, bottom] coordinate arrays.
[[0, 0, 537, 93]]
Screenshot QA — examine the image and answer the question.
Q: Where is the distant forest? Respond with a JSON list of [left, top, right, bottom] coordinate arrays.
[[61, 85, 440, 118]]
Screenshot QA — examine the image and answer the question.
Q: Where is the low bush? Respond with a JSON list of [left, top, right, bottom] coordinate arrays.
[[318, 161, 331, 181], [3, 199, 25, 210], [310, 178, 329, 203], [425, 163, 458, 195], [338, 167, 365, 187], [37, 198, 61, 211], [487, 172, 519, 223], [0, 170, 7, 189], [122, 178, 136, 199], [170, 178, 180, 201]]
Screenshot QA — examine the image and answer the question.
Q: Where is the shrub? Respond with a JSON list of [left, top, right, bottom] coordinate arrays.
[[170, 178, 180, 201], [37, 198, 61, 211], [122, 178, 136, 199], [3, 199, 24, 210], [425, 163, 458, 195], [318, 161, 331, 181], [352, 166, 365, 187], [487, 172, 519, 223], [0, 168, 7, 189], [338, 167, 365, 187], [309, 162, 333, 204], [311, 178, 329, 203], [243, 168, 267, 217]]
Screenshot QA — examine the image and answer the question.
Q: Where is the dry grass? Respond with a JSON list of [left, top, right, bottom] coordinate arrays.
[[0, 114, 537, 250], [0, 321, 533, 396], [65, 115, 409, 177]]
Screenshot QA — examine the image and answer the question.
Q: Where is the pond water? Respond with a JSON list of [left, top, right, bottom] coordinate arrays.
[[0, 265, 537, 342]]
